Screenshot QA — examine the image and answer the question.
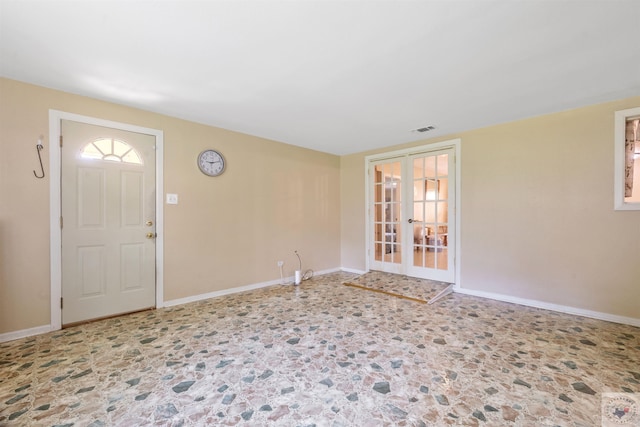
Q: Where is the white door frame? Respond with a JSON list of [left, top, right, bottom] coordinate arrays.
[[364, 138, 461, 288], [49, 110, 164, 331]]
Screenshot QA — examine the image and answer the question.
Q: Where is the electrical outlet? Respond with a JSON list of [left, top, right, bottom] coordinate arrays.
[[277, 261, 284, 267], [166, 193, 178, 204]]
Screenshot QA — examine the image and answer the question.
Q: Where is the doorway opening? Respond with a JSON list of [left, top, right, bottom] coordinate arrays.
[[48, 110, 164, 331], [365, 139, 460, 286]]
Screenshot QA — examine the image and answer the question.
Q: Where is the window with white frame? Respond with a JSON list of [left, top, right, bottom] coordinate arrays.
[[614, 107, 640, 210]]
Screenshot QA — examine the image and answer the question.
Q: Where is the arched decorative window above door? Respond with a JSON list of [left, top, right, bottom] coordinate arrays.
[[80, 138, 143, 165]]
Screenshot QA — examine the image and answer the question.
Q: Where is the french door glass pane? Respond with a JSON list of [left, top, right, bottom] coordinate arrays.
[[413, 179, 424, 201], [413, 202, 424, 222], [436, 154, 448, 175], [412, 152, 449, 270], [373, 161, 402, 264]]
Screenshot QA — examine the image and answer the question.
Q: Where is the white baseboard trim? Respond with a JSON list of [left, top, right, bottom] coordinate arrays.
[[455, 287, 640, 327], [4, 274, 637, 341], [314, 267, 342, 276], [0, 324, 52, 343], [341, 267, 368, 275], [163, 267, 343, 308], [163, 278, 283, 308], [1, 269, 346, 341]]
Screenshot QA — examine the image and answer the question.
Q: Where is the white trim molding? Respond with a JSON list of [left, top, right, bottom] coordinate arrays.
[[164, 268, 342, 308], [3, 268, 345, 342], [614, 106, 640, 210], [456, 287, 640, 328], [341, 267, 368, 275], [0, 325, 52, 343]]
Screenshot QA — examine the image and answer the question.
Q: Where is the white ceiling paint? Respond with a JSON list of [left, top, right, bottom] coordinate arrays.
[[1, 0, 639, 155]]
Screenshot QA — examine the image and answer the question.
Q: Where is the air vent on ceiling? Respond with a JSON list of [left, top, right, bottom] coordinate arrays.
[[412, 126, 435, 133]]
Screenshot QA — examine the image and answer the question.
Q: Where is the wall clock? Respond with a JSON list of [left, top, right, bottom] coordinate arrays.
[[197, 149, 226, 177]]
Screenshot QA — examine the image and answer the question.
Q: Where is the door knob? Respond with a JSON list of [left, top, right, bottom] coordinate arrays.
[[408, 219, 414, 223], [146, 232, 156, 239], [145, 220, 153, 226]]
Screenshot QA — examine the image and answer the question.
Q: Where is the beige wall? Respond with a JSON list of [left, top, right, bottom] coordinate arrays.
[[341, 97, 640, 320], [0, 78, 341, 334], [2, 76, 638, 336]]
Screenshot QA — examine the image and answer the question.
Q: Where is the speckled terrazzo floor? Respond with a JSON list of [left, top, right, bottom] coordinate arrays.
[[1, 271, 639, 426]]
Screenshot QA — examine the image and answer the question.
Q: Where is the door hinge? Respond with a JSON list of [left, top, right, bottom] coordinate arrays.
[[60, 297, 63, 309], [59, 135, 63, 147], [60, 216, 63, 229]]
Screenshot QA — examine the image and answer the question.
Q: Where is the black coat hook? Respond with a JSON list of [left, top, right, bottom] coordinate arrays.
[[33, 139, 45, 178]]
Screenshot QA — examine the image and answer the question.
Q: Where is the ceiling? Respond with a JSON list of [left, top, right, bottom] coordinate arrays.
[[1, 1, 639, 155]]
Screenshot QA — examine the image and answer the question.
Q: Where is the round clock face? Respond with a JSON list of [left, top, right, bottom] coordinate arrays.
[[197, 150, 226, 176]]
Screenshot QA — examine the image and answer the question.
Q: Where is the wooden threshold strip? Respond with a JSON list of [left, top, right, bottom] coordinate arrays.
[[343, 282, 428, 304]]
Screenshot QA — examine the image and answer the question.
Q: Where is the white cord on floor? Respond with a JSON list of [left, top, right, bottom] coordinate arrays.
[[301, 269, 314, 281]]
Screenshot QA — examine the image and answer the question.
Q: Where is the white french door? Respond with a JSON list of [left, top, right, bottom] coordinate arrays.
[[369, 146, 456, 282], [370, 159, 404, 275], [61, 120, 157, 325]]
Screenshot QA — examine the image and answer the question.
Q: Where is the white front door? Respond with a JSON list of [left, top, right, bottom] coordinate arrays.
[[369, 147, 456, 282], [61, 120, 156, 325]]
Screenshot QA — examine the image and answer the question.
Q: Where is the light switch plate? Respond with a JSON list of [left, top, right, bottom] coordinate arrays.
[[166, 193, 178, 205]]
